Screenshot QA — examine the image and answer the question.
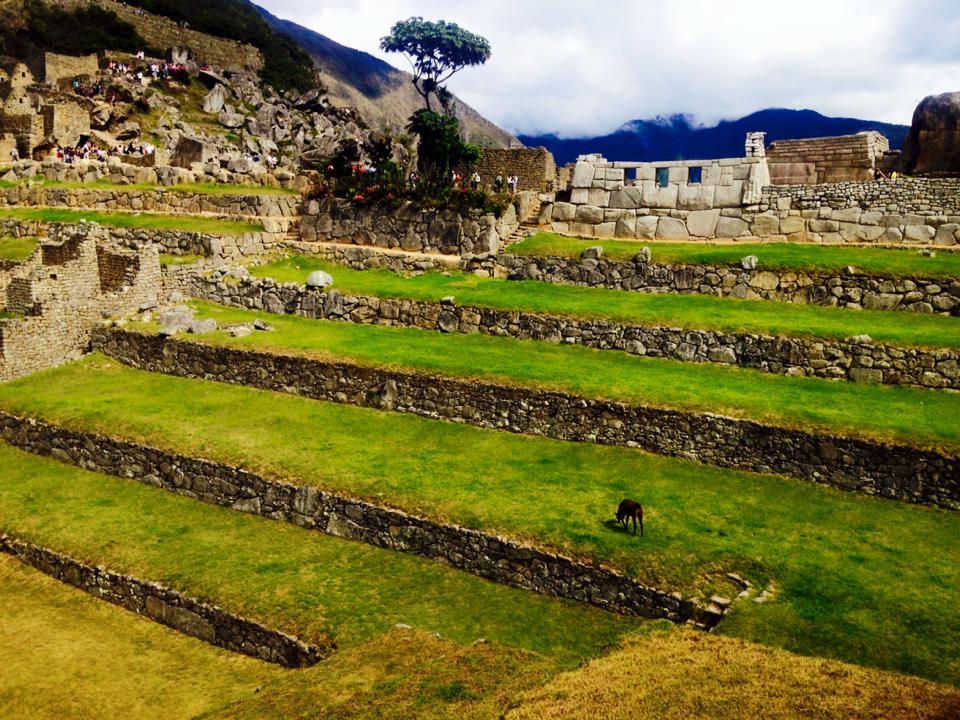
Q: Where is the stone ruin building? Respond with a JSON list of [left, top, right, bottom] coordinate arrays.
[[0, 54, 93, 160], [0, 228, 161, 381]]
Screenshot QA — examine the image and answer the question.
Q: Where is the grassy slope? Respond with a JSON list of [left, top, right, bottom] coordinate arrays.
[[507, 627, 960, 720], [511, 233, 960, 280], [252, 256, 960, 350], [0, 208, 263, 235], [166, 300, 960, 452], [1, 358, 957, 684], [0, 555, 281, 720], [204, 626, 557, 720], [0, 236, 37, 262], [0, 441, 638, 667]]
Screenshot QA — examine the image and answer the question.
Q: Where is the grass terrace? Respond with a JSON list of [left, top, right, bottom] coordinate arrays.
[[1, 358, 958, 684], [253, 256, 960, 350], [0, 236, 38, 262], [143, 300, 960, 452], [511, 232, 960, 280], [0, 179, 301, 196], [0, 208, 264, 235], [0, 555, 282, 720], [0, 441, 640, 668]]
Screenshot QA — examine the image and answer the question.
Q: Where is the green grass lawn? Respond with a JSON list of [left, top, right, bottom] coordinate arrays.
[[0, 208, 263, 235], [160, 253, 205, 268], [251, 256, 960, 350], [1, 358, 957, 684], [0, 554, 282, 720], [0, 236, 38, 262], [145, 299, 960, 453], [0, 179, 299, 196], [0, 441, 640, 669], [511, 232, 960, 280]]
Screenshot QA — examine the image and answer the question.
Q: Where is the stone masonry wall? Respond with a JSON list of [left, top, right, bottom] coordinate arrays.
[[0, 183, 300, 222], [0, 220, 275, 266], [473, 147, 558, 192], [496, 252, 960, 316], [767, 132, 890, 185], [282, 240, 459, 273], [43, 52, 100, 86], [187, 271, 960, 389], [0, 534, 327, 667], [83, 0, 264, 72], [300, 197, 518, 257], [93, 330, 960, 511], [0, 411, 702, 625], [759, 178, 960, 245], [0, 230, 161, 380]]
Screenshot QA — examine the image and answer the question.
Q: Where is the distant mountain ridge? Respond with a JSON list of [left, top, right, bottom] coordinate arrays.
[[257, 6, 517, 149], [520, 109, 910, 166]]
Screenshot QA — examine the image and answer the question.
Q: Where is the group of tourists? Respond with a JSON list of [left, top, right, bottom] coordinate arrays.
[[50, 139, 156, 165], [71, 79, 103, 98], [106, 59, 189, 85], [494, 173, 520, 194]]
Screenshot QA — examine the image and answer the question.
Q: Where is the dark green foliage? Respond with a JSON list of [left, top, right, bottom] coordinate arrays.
[[125, 0, 315, 92], [16, 0, 147, 56], [381, 17, 491, 112], [407, 109, 481, 194]]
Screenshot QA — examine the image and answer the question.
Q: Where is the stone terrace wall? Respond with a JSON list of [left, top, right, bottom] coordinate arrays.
[[94, 330, 960, 511], [473, 148, 558, 192], [282, 241, 459, 273], [300, 198, 518, 257], [0, 534, 327, 667], [187, 271, 960, 389], [760, 178, 960, 245], [0, 184, 300, 221], [0, 220, 275, 266], [0, 230, 161, 380], [767, 132, 890, 185], [496, 252, 960, 316], [83, 0, 264, 72], [0, 411, 702, 625]]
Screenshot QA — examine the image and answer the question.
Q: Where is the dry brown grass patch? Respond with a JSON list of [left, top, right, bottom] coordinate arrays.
[[508, 627, 960, 720]]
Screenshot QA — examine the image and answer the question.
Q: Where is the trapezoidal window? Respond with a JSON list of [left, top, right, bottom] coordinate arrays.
[[656, 167, 669, 188], [688, 167, 703, 185]]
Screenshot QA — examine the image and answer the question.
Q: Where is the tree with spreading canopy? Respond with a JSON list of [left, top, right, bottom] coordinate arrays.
[[380, 17, 491, 114]]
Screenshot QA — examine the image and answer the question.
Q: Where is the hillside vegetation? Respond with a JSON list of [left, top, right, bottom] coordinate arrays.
[[124, 0, 315, 92]]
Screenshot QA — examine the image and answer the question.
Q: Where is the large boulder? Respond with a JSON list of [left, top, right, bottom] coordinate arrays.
[[902, 91, 960, 174], [202, 84, 229, 114]]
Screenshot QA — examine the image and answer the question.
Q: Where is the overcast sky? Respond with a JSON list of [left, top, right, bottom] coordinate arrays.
[[256, 0, 960, 138]]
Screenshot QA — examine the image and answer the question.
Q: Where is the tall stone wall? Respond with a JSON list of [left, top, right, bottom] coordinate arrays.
[[473, 147, 558, 192], [0, 535, 328, 667], [0, 230, 161, 380], [300, 197, 517, 257], [186, 270, 960, 388], [767, 132, 890, 185], [0, 412, 704, 626], [93, 330, 960, 511], [545, 148, 770, 240], [43, 53, 100, 86], [80, 0, 264, 72]]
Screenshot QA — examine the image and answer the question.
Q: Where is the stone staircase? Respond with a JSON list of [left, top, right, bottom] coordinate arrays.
[[501, 194, 543, 249]]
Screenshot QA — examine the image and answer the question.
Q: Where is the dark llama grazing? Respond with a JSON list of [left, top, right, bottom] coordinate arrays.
[[616, 499, 644, 536]]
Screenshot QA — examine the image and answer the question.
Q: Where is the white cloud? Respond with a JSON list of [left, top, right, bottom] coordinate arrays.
[[256, 0, 960, 137]]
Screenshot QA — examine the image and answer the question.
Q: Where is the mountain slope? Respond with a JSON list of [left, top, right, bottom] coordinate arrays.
[[521, 109, 910, 165], [257, 6, 517, 149]]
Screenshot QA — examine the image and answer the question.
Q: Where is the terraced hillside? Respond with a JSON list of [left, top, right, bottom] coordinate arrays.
[[1, 182, 958, 718]]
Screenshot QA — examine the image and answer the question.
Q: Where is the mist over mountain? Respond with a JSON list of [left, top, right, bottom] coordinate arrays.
[[519, 109, 910, 165]]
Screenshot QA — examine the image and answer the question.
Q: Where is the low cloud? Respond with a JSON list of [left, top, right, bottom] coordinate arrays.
[[257, 0, 960, 137]]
